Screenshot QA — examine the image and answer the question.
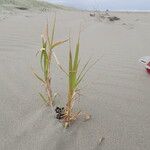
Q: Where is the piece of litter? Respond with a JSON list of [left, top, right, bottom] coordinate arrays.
[[99, 137, 105, 145], [139, 56, 150, 64], [139, 56, 150, 73]]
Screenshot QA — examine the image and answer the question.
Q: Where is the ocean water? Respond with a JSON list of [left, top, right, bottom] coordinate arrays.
[[46, 0, 150, 11]]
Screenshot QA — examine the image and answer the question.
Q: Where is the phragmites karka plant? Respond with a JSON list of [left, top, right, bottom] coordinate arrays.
[[34, 17, 95, 128], [33, 17, 67, 107]]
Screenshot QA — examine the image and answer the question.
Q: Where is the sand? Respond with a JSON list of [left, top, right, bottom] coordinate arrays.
[[0, 6, 150, 150]]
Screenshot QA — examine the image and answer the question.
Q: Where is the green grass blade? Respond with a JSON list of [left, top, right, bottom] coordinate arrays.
[[51, 15, 56, 46], [73, 38, 80, 72], [40, 49, 45, 71], [45, 22, 51, 50], [43, 51, 49, 79], [40, 48, 49, 79], [72, 37, 80, 89], [69, 50, 73, 73], [43, 41, 47, 49], [69, 49, 73, 92], [41, 35, 47, 48]]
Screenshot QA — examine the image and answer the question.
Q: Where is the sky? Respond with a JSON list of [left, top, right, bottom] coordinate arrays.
[[46, 0, 150, 11]]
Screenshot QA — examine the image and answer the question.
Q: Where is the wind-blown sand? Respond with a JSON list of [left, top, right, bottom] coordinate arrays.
[[0, 6, 150, 150]]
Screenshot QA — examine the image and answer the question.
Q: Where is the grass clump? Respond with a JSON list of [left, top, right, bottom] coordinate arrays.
[[55, 36, 92, 128], [34, 18, 95, 128]]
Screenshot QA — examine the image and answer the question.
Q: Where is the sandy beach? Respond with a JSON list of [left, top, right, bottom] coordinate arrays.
[[0, 2, 150, 150]]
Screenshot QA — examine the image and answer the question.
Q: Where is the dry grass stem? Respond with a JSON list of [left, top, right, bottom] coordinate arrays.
[[33, 17, 68, 108]]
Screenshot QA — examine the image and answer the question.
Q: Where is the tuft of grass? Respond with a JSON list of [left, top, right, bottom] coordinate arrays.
[[61, 35, 93, 128], [33, 17, 68, 107], [33, 18, 96, 128]]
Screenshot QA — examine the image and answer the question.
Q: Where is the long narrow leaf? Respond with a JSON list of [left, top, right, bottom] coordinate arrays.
[[72, 36, 80, 89], [33, 71, 45, 83], [77, 58, 91, 82], [51, 15, 56, 46], [73, 38, 80, 72], [45, 22, 51, 51], [51, 39, 68, 50], [69, 49, 73, 93], [43, 51, 49, 79], [40, 50, 44, 71]]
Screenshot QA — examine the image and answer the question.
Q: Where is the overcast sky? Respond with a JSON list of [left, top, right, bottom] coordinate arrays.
[[46, 0, 150, 10]]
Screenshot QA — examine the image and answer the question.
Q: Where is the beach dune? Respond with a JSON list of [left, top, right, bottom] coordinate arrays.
[[0, 4, 150, 150]]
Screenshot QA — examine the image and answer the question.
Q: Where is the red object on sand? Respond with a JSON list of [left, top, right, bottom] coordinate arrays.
[[146, 68, 150, 73], [146, 62, 150, 74]]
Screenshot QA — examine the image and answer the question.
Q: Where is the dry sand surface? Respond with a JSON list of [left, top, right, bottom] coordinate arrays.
[[0, 8, 150, 150]]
